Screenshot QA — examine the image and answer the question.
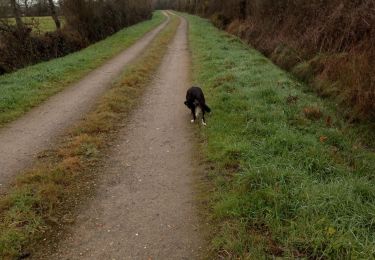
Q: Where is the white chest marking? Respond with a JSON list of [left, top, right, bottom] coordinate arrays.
[[195, 106, 202, 118]]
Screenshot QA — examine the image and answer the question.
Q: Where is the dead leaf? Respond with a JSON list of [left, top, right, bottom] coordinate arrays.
[[320, 136, 328, 143]]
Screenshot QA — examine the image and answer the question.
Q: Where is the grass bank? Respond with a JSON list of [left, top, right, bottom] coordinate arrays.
[[0, 14, 179, 259], [0, 11, 165, 127], [184, 13, 375, 259]]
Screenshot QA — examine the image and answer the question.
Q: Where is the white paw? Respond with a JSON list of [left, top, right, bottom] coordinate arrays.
[[202, 120, 207, 126], [191, 119, 195, 123]]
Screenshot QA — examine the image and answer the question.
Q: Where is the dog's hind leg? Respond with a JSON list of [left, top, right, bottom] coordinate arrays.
[[201, 111, 207, 126]]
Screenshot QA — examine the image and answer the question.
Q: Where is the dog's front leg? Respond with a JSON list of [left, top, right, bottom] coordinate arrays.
[[191, 107, 196, 123]]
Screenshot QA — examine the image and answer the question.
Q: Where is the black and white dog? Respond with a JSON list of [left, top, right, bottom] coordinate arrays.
[[184, 86, 211, 125]]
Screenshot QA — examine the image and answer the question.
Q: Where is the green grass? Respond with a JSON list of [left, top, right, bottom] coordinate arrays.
[[0, 11, 165, 126], [183, 13, 375, 259], [7, 16, 65, 32], [0, 14, 179, 259]]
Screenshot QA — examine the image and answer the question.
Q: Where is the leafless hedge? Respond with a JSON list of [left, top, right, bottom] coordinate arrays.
[[0, 0, 152, 73]]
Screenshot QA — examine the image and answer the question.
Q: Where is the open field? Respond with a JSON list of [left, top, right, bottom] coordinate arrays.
[[6, 16, 65, 32], [0, 11, 165, 127], [184, 13, 375, 258], [0, 14, 178, 259]]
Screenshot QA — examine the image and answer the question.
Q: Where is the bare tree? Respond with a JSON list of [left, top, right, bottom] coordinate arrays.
[[23, 0, 29, 16], [9, 0, 23, 28], [47, 0, 61, 29], [0, 2, 9, 18]]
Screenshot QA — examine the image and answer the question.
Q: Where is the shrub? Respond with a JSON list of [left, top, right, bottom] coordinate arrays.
[[0, 0, 153, 74]]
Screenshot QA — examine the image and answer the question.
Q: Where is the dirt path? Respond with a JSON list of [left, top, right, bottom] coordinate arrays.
[[0, 15, 169, 191], [45, 16, 204, 259]]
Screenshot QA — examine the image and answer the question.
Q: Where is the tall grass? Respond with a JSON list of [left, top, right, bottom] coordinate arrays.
[[184, 13, 375, 259], [0, 11, 165, 126]]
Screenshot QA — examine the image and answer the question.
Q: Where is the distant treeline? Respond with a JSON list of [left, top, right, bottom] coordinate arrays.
[[159, 0, 375, 121], [0, 0, 62, 18], [0, 0, 152, 74]]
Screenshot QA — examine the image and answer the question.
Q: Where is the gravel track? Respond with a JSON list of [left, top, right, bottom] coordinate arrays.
[[46, 15, 204, 260], [0, 14, 169, 191]]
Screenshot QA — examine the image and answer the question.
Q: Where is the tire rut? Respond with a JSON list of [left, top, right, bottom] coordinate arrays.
[[46, 15, 204, 260], [0, 14, 169, 192]]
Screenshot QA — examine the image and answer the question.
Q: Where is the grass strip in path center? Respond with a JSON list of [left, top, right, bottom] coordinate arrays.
[[0, 14, 180, 260]]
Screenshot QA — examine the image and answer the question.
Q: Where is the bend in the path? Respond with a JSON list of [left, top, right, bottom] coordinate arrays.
[[47, 15, 203, 259], [0, 14, 169, 191]]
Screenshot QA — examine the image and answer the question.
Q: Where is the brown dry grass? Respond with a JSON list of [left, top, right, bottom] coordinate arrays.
[[224, 0, 375, 121], [303, 106, 323, 121], [0, 15, 180, 259]]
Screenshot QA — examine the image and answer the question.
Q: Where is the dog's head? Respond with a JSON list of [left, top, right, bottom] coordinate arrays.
[[184, 100, 200, 109], [184, 100, 193, 109]]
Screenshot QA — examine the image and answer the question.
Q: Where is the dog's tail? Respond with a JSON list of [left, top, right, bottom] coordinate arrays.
[[203, 104, 211, 113]]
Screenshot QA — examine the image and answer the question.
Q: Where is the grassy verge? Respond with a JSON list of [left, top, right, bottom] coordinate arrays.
[[0, 11, 165, 127], [0, 14, 179, 259], [183, 13, 375, 259]]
